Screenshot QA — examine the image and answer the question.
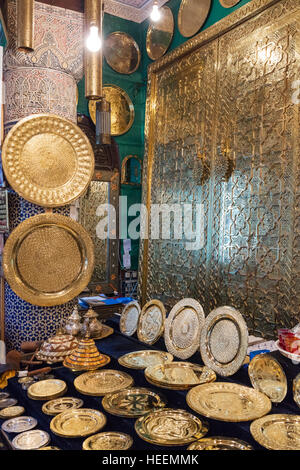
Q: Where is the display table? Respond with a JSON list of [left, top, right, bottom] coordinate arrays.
[[1, 317, 300, 451]]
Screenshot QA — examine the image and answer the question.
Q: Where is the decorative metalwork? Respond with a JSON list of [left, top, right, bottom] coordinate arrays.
[[104, 31, 141, 74], [178, 0, 211, 38], [248, 353, 287, 403], [82, 432, 133, 450], [250, 414, 300, 450], [146, 6, 174, 60]]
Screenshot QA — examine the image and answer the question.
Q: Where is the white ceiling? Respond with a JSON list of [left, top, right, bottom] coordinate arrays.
[[105, 0, 169, 23]]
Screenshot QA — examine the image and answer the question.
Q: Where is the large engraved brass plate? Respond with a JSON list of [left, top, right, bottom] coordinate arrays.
[[248, 353, 287, 403], [50, 409, 106, 438], [3, 213, 94, 307], [42, 397, 84, 416], [144, 362, 216, 390], [178, 0, 211, 37], [118, 350, 173, 370], [120, 301, 141, 336], [102, 387, 167, 418], [186, 382, 272, 422], [137, 299, 166, 345], [2, 114, 94, 208], [74, 370, 134, 396], [146, 6, 174, 60], [250, 414, 300, 450], [104, 32, 141, 74]]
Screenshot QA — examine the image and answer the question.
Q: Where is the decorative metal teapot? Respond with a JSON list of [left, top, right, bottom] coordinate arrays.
[[64, 305, 82, 337], [81, 307, 103, 339]]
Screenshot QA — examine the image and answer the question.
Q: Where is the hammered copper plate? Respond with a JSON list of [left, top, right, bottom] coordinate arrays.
[[27, 379, 67, 401], [164, 298, 205, 359], [83, 432, 133, 450], [3, 213, 94, 307], [200, 306, 248, 376], [137, 299, 166, 345], [74, 369, 134, 396], [178, 0, 211, 38], [2, 416, 37, 433], [104, 32, 140, 74], [250, 414, 300, 450], [42, 397, 84, 416], [188, 437, 253, 450], [12, 430, 50, 450], [50, 408, 106, 438], [119, 301, 141, 336], [0, 406, 25, 419], [145, 362, 216, 390], [89, 85, 134, 136], [186, 382, 272, 422], [2, 114, 94, 208], [248, 353, 287, 403], [135, 408, 209, 446], [146, 6, 174, 60], [118, 350, 173, 370], [102, 387, 167, 418], [293, 373, 300, 408], [219, 0, 240, 7]]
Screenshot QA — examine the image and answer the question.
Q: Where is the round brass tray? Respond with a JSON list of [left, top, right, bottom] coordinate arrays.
[[50, 408, 106, 438], [102, 387, 167, 418], [118, 350, 173, 370], [164, 298, 205, 359], [137, 299, 166, 345], [27, 379, 67, 401], [293, 373, 300, 408], [219, 0, 240, 7], [146, 6, 174, 60], [178, 0, 211, 38], [12, 430, 50, 450], [42, 397, 84, 416], [2, 416, 37, 433], [186, 382, 272, 422], [0, 406, 25, 420], [119, 301, 141, 337], [135, 408, 209, 446], [145, 361, 216, 390], [104, 32, 141, 74], [3, 213, 94, 307], [187, 436, 253, 450], [89, 85, 134, 136], [248, 353, 287, 403], [250, 414, 300, 450], [2, 114, 94, 208], [83, 432, 133, 450], [74, 369, 134, 396]]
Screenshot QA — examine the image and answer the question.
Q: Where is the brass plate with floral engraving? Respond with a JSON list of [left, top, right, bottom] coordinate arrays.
[[186, 382, 272, 422], [248, 353, 287, 403], [118, 350, 173, 370], [188, 436, 253, 450], [42, 397, 84, 416], [1, 114, 94, 208], [50, 408, 106, 438], [135, 408, 209, 446], [145, 362, 216, 390], [219, 0, 240, 8], [102, 387, 167, 418], [250, 414, 300, 450], [12, 430, 50, 450], [83, 432, 133, 450], [0, 406, 25, 419], [89, 85, 134, 136], [3, 213, 95, 307], [120, 301, 141, 337], [137, 299, 166, 345], [104, 32, 141, 74], [74, 370, 134, 396], [146, 6, 174, 60], [178, 0, 211, 38], [27, 379, 67, 401]]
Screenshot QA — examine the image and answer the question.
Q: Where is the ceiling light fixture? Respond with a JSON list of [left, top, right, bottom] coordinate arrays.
[[150, 1, 161, 22]]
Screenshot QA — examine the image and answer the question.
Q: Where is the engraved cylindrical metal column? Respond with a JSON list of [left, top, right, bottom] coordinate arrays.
[[16, 0, 34, 52], [84, 0, 102, 100]]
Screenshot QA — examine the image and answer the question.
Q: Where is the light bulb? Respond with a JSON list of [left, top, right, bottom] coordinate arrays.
[[150, 2, 161, 22], [86, 25, 102, 52]]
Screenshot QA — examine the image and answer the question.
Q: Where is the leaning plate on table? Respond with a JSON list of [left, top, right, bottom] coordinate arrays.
[[118, 350, 173, 370], [119, 301, 141, 336], [0, 406, 25, 420], [12, 430, 50, 450], [186, 382, 272, 422], [248, 353, 287, 403], [250, 414, 300, 450], [137, 299, 166, 345], [42, 397, 84, 416], [0, 398, 17, 409], [1, 416, 37, 433], [200, 306, 248, 376], [164, 298, 205, 359], [50, 408, 106, 438], [293, 373, 300, 408], [187, 436, 253, 450], [135, 408, 209, 446], [102, 387, 167, 418], [27, 379, 67, 401], [83, 432, 133, 450], [145, 361, 216, 390], [74, 369, 134, 396]]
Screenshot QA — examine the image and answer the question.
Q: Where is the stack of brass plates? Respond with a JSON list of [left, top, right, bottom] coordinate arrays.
[[50, 409, 106, 438], [293, 373, 300, 408], [188, 437, 253, 450], [145, 362, 216, 390], [27, 379, 67, 401], [119, 301, 141, 337], [137, 299, 166, 345], [118, 350, 173, 370], [12, 430, 50, 450], [102, 387, 167, 418], [74, 369, 134, 396], [250, 414, 300, 450], [2, 416, 37, 433], [186, 382, 272, 422], [248, 353, 287, 403], [42, 397, 84, 416], [135, 408, 209, 446], [0, 406, 25, 420], [83, 432, 133, 451], [63, 337, 110, 372]]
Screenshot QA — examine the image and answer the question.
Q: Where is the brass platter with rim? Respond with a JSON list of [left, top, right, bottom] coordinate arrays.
[[27, 379, 67, 401], [186, 382, 272, 422], [146, 6, 174, 61], [42, 397, 84, 416], [219, 0, 240, 7], [74, 369, 134, 396], [1, 114, 94, 208], [250, 414, 300, 450], [248, 353, 287, 403], [137, 299, 166, 345], [118, 350, 173, 370], [3, 213, 94, 307], [135, 408, 209, 446], [83, 432, 133, 451], [144, 361, 216, 390], [178, 0, 211, 38], [119, 301, 141, 337], [187, 437, 253, 451], [0, 406, 25, 420], [89, 85, 135, 136], [104, 31, 141, 74], [102, 387, 167, 418], [50, 408, 106, 438], [199, 306, 248, 377], [293, 373, 300, 408], [12, 430, 50, 450]]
